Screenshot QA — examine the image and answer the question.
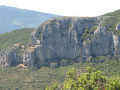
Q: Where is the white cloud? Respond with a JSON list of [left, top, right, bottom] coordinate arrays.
[[0, 0, 120, 16]]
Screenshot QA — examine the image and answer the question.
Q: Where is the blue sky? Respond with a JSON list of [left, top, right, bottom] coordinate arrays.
[[0, 0, 120, 16]]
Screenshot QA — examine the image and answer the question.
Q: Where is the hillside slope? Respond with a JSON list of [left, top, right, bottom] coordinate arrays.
[[0, 28, 34, 50], [0, 6, 58, 33], [103, 9, 120, 16], [0, 60, 120, 90]]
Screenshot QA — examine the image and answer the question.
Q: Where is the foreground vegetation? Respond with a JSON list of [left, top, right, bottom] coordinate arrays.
[[0, 60, 120, 90], [47, 67, 120, 90], [0, 28, 34, 50]]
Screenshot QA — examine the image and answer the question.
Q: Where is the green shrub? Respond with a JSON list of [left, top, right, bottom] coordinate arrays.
[[81, 26, 97, 41], [47, 67, 120, 90]]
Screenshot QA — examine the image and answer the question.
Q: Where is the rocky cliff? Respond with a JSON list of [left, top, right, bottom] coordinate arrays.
[[1, 16, 120, 68], [0, 44, 23, 67]]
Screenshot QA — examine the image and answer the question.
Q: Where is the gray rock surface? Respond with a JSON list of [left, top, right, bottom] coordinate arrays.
[[1, 17, 120, 68], [0, 45, 22, 67], [23, 17, 120, 67], [116, 23, 120, 30]]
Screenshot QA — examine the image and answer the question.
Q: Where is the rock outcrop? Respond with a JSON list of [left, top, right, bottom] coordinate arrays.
[[22, 17, 120, 68], [0, 45, 23, 67], [1, 16, 120, 68]]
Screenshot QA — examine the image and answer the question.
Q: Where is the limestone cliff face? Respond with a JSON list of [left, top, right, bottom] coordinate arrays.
[[1, 17, 120, 68], [0, 45, 23, 67], [23, 17, 120, 67]]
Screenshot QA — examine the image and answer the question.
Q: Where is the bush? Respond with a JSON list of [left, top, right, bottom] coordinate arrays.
[[47, 67, 120, 90]]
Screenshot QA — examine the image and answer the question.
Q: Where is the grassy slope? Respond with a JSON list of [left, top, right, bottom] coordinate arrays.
[[0, 60, 120, 90], [103, 9, 120, 16], [0, 28, 34, 50]]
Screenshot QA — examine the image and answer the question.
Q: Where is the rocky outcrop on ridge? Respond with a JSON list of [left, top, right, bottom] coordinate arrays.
[[23, 17, 120, 68], [1, 16, 120, 68]]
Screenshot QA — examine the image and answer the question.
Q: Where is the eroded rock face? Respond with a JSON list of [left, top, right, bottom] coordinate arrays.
[[116, 23, 120, 30], [1, 17, 120, 68], [0, 45, 22, 67], [23, 17, 120, 68]]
